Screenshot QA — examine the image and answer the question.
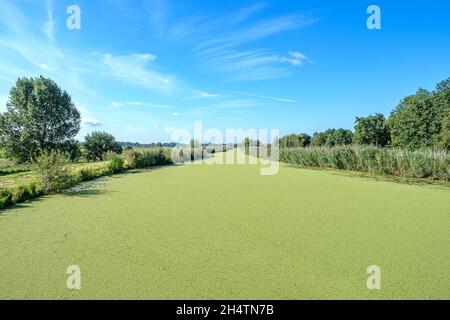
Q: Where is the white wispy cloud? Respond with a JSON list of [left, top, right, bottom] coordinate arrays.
[[81, 117, 102, 127], [234, 91, 296, 103], [280, 51, 311, 66], [143, 1, 317, 81], [0, 1, 178, 100], [205, 49, 279, 80], [110, 101, 171, 109], [188, 90, 219, 100], [195, 14, 317, 52], [176, 5, 318, 81], [42, 0, 55, 43], [227, 2, 268, 25], [212, 99, 265, 109], [100, 53, 173, 93]]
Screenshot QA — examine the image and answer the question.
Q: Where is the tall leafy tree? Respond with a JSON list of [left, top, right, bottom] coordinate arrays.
[[433, 78, 450, 149], [353, 113, 390, 146], [311, 129, 353, 147], [0, 76, 81, 163], [327, 129, 353, 146], [437, 109, 450, 150], [279, 133, 311, 148], [311, 131, 329, 147], [84, 131, 123, 161], [387, 79, 449, 149]]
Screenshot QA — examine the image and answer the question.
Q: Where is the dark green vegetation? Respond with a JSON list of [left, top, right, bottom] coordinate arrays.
[[84, 131, 123, 161], [273, 78, 450, 182], [311, 129, 354, 147], [388, 79, 450, 150], [279, 134, 311, 148], [354, 113, 390, 147], [0, 151, 449, 299], [283, 78, 449, 150], [0, 76, 81, 163]]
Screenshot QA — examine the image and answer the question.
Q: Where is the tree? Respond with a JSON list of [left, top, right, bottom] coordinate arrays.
[[311, 131, 329, 147], [353, 113, 390, 146], [387, 78, 449, 149], [311, 129, 353, 147], [434, 78, 450, 149], [84, 131, 122, 161], [33, 150, 73, 193], [437, 109, 450, 150], [0, 76, 81, 163], [327, 129, 353, 146], [280, 134, 311, 148]]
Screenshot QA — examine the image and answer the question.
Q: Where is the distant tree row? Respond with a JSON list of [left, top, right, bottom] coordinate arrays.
[[280, 77, 450, 150], [0, 76, 123, 163]]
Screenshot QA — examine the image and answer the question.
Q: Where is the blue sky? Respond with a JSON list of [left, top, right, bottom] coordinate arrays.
[[0, 0, 449, 142]]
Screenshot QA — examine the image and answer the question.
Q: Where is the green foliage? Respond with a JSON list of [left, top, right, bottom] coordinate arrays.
[[84, 131, 123, 161], [387, 78, 449, 150], [0, 76, 81, 163], [76, 164, 112, 183], [280, 134, 311, 148], [0, 183, 42, 210], [354, 113, 390, 146], [311, 129, 353, 147], [0, 190, 12, 209], [124, 148, 172, 169], [27, 183, 42, 197], [78, 168, 98, 182], [279, 146, 449, 181], [12, 185, 30, 203], [106, 152, 125, 174], [33, 151, 74, 193], [437, 110, 450, 150], [59, 140, 82, 162]]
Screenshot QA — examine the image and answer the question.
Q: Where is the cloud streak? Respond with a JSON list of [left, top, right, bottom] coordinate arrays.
[[42, 0, 55, 43], [234, 91, 296, 103], [81, 117, 102, 127], [111, 101, 171, 109], [164, 3, 319, 81], [100, 53, 173, 93]]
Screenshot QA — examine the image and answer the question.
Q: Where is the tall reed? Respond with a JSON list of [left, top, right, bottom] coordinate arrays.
[[278, 146, 449, 181]]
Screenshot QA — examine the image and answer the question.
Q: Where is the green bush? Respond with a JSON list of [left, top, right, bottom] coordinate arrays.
[[0, 190, 12, 209], [78, 168, 98, 182], [124, 148, 172, 169], [0, 183, 42, 210], [123, 150, 142, 169], [84, 131, 123, 161], [27, 183, 42, 197], [76, 164, 112, 182], [12, 185, 32, 203], [106, 152, 125, 174], [34, 151, 74, 193]]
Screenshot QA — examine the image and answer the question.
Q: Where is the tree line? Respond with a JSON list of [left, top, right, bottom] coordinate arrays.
[[280, 77, 450, 150], [1, 76, 449, 166]]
